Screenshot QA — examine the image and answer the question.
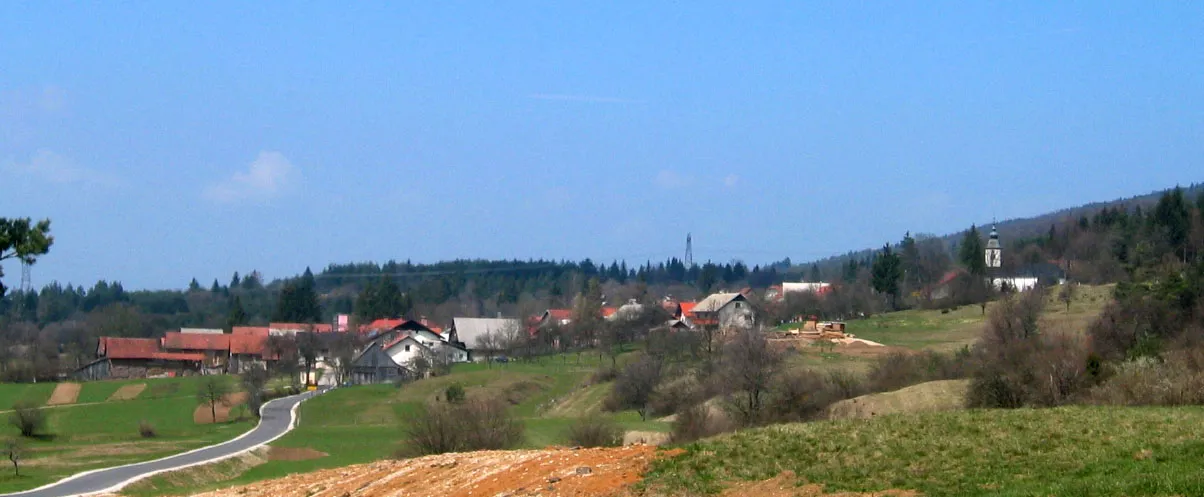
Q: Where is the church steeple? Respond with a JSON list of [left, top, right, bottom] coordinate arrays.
[[985, 222, 1002, 268]]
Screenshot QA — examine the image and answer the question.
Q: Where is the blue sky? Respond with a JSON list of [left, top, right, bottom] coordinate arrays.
[[2, 1, 1202, 290]]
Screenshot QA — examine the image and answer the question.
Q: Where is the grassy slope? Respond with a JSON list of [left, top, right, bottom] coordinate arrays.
[[643, 406, 1204, 496], [0, 383, 57, 410], [827, 379, 970, 420], [0, 376, 253, 493], [129, 353, 669, 495]]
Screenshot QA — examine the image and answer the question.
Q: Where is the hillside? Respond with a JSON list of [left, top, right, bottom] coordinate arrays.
[[640, 406, 1204, 496]]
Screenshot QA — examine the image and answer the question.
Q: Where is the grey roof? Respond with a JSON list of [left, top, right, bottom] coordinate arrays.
[[451, 317, 522, 350], [693, 293, 745, 313], [179, 328, 224, 334]]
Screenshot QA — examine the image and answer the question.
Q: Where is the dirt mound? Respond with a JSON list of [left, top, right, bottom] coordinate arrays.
[[108, 383, 147, 401], [267, 446, 328, 461], [719, 471, 919, 497], [47, 382, 81, 405], [191, 445, 672, 497], [194, 392, 250, 424], [622, 431, 669, 446]]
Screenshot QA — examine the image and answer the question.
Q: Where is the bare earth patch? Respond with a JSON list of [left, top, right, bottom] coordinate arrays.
[[108, 383, 147, 401], [623, 431, 669, 446], [719, 471, 918, 497], [194, 392, 250, 424], [47, 382, 82, 406], [190, 445, 671, 497], [266, 446, 328, 461]]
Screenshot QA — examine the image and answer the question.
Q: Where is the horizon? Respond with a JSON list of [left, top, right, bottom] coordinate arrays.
[[3, 2, 1202, 291]]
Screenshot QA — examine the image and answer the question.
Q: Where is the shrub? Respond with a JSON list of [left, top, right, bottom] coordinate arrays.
[[566, 415, 624, 448], [1087, 351, 1204, 406], [445, 383, 466, 404], [648, 373, 703, 418], [606, 355, 663, 420], [865, 349, 969, 394], [590, 365, 618, 384], [8, 402, 46, 438], [670, 403, 734, 444], [399, 396, 524, 457], [138, 420, 157, 438]]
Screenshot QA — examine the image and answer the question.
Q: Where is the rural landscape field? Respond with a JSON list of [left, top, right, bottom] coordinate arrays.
[[4, 2, 1204, 496]]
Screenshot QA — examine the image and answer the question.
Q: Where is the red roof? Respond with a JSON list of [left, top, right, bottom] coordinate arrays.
[[679, 302, 698, 318], [230, 334, 269, 356], [546, 309, 573, 321], [232, 326, 270, 336], [162, 332, 231, 351], [151, 352, 206, 361], [269, 322, 334, 333], [99, 337, 203, 361], [99, 337, 163, 359], [364, 318, 405, 331], [601, 307, 619, 318]]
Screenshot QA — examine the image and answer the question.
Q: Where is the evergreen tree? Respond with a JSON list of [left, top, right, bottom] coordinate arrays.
[[899, 232, 921, 289], [958, 225, 986, 276], [273, 270, 322, 323], [871, 244, 903, 310], [188, 278, 201, 292], [230, 272, 241, 288], [808, 264, 821, 283], [1152, 187, 1191, 258], [211, 279, 221, 293], [226, 296, 247, 332]]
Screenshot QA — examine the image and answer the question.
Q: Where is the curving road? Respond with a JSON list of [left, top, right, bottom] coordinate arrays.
[[2, 388, 325, 497]]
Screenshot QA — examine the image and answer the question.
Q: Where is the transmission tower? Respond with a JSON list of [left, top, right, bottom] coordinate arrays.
[[685, 233, 694, 267], [20, 262, 32, 293]]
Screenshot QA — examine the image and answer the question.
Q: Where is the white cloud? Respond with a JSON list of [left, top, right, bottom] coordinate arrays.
[[2, 149, 119, 187], [723, 174, 740, 188], [204, 151, 297, 203], [529, 93, 643, 104], [655, 170, 693, 189]]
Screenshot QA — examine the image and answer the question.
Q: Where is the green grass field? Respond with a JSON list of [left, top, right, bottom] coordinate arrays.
[[124, 354, 669, 496], [641, 405, 1204, 496], [0, 383, 57, 411], [0, 376, 253, 493]]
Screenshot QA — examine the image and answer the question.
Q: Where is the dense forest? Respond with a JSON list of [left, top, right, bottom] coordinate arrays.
[[1, 185, 1202, 380]]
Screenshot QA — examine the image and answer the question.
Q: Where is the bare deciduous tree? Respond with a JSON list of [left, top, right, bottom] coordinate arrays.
[[197, 376, 233, 423], [721, 328, 781, 426], [3, 438, 25, 476]]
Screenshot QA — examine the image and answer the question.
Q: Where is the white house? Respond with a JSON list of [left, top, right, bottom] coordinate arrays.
[[448, 317, 523, 361]]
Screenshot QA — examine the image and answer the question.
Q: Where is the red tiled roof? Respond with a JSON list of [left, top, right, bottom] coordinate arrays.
[[151, 352, 206, 361], [546, 309, 573, 320], [162, 332, 231, 351], [232, 326, 270, 336], [99, 337, 163, 360], [365, 318, 406, 331], [230, 334, 268, 355], [601, 307, 619, 318], [269, 322, 334, 332], [679, 302, 698, 318]]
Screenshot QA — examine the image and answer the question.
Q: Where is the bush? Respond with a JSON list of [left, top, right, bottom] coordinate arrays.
[[767, 369, 867, 423], [670, 403, 735, 444], [648, 373, 704, 418], [138, 420, 157, 438], [566, 415, 624, 448], [590, 365, 618, 384], [399, 396, 524, 457], [606, 355, 663, 420], [865, 349, 969, 394], [8, 402, 46, 438], [1087, 351, 1204, 406], [445, 383, 466, 404]]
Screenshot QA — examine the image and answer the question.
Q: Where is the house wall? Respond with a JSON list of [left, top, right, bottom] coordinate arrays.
[[718, 300, 757, 329]]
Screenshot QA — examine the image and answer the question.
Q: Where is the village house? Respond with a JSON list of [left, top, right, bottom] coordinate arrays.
[[692, 292, 758, 330], [74, 337, 205, 381], [448, 317, 522, 361], [349, 341, 410, 385]]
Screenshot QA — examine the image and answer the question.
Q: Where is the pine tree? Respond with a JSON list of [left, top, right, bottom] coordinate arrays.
[[210, 279, 221, 293], [959, 225, 986, 276], [226, 296, 247, 332], [188, 278, 201, 292], [871, 244, 903, 310], [808, 264, 821, 283], [230, 272, 241, 288]]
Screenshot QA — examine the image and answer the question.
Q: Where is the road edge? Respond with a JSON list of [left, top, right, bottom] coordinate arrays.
[[0, 389, 320, 497]]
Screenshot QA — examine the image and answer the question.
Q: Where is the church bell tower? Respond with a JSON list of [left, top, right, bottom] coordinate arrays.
[[985, 224, 1002, 269]]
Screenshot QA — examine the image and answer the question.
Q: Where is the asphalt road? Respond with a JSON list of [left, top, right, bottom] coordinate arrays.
[[2, 389, 324, 497]]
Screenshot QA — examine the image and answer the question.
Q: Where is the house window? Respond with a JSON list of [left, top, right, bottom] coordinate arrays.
[[405, 345, 411, 352]]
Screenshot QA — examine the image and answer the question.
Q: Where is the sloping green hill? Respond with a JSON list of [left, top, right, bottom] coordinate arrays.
[[642, 406, 1204, 496]]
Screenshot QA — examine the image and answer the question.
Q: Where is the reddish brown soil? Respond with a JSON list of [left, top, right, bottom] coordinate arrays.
[[108, 383, 146, 401], [191, 445, 676, 497], [193, 392, 249, 424]]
